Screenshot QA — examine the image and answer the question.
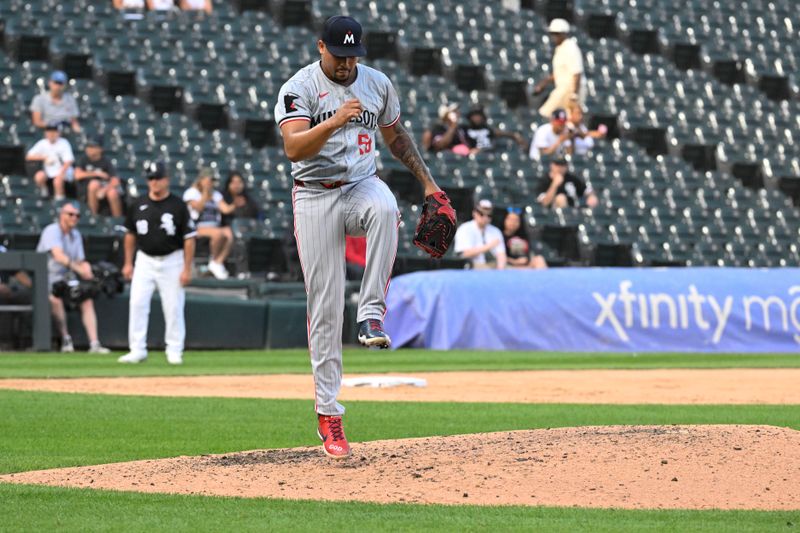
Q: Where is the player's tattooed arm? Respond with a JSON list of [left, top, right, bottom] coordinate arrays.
[[382, 122, 441, 196]]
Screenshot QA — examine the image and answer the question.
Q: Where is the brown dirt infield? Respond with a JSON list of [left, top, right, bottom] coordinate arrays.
[[3, 425, 799, 510], [2, 368, 800, 404], [3, 369, 799, 510]]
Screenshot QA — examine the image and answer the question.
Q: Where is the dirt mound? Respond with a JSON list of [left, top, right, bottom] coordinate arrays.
[[2, 368, 800, 404], [3, 425, 799, 510]]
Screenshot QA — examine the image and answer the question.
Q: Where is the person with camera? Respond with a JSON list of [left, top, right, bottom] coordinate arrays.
[[421, 103, 469, 154], [118, 161, 196, 365], [529, 108, 574, 160], [35, 201, 110, 353], [566, 101, 607, 156]]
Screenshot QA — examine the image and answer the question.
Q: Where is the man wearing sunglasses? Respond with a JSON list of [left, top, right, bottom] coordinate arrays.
[[118, 161, 196, 365], [29, 70, 81, 132], [35, 201, 110, 353], [454, 199, 507, 269]]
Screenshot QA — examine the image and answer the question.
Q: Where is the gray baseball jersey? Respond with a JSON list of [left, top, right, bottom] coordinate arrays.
[[274, 61, 401, 183], [276, 61, 402, 416]]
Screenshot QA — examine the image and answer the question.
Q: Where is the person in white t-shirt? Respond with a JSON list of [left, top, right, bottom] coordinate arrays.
[[148, 0, 175, 10], [26, 123, 75, 200], [530, 108, 573, 160], [180, 0, 212, 13], [182, 168, 235, 280], [454, 199, 507, 269], [113, 0, 145, 9], [534, 19, 587, 118]]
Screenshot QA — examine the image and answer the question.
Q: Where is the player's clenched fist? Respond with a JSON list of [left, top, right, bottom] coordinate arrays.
[[330, 98, 362, 128]]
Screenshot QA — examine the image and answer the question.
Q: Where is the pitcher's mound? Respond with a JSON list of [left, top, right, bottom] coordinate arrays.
[[3, 425, 799, 510]]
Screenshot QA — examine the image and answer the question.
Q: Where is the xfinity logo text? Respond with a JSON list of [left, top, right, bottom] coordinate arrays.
[[593, 281, 800, 344]]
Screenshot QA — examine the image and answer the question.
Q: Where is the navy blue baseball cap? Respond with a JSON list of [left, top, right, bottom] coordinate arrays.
[[86, 134, 104, 147], [551, 108, 568, 122], [145, 160, 169, 180], [321, 16, 367, 57]]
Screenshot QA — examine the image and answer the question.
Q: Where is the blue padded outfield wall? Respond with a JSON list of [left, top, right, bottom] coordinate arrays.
[[384, 268, 800, 352]]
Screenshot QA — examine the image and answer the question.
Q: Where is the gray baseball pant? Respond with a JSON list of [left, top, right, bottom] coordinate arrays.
[[292, 176, 399, 416]]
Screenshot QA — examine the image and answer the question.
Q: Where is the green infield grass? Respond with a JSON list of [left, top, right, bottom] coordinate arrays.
[[1, 350, 798, 532], [2, 483, 797, 533], [0, 350, 799, 378], [1, 390, 799, 473]]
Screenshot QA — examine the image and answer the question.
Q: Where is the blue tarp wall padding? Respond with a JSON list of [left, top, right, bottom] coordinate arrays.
[[384, 268, 800, 352]]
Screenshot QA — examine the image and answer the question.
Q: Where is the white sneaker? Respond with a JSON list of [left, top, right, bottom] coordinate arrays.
[[117, 352, 147, 364], [166, 354, 183, 365], [208, 261, 229, 280], [61, 336, 74, 353], [88, 341, 111, 354]]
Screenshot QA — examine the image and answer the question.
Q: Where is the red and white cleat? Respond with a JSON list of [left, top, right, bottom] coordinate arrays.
[[317, 414, 351, 459]]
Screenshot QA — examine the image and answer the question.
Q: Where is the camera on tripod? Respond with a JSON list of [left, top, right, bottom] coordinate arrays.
[[51, 261, 123, 309]]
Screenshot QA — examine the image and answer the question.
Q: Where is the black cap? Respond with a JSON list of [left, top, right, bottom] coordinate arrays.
[[86, 135, 104, 148], [321, 16, 367, 57], [552, 157, 568, 166], [145, 160, 168, 180], [44, 122, 62, 132]]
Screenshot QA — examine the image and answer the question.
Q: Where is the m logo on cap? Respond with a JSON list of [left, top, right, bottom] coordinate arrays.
[[343, 31, 354, 44]]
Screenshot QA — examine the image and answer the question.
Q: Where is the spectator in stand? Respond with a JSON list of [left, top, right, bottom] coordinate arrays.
[[454, 199, 507, 269], [0, 245, 33, 306], [459, 107, 527, 154], [26, 123, 75, 200], [567, 101, 607, 156], [221, 171, 262, 223], [536, 158, 598, 209], [113, 0, 145, 19], [30, 71, 81, 133], [75, 136, 123, 217], [533, 18, 586, 118], [180, 0, 212, 13], [502, 207, 547, 269], [183, 167, 235, 280], [421, 103, 469, 154], [530, 108, 573, 160], [147, 0, 177, 11], [36, 201, 111, 353], [113, 0, 144, 8]]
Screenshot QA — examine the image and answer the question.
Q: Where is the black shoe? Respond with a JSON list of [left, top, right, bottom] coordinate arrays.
[[358, 319, 391, 349]]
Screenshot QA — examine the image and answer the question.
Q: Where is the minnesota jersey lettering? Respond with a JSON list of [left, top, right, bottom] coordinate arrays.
[[310, 108, 378, 129], [275, 61, 400, 184]]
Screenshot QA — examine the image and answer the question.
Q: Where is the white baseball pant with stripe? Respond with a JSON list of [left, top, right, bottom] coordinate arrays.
[[293, 175, 399, 416], [128, 250, 186, 360]]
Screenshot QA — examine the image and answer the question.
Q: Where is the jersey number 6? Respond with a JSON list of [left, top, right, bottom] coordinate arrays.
[[358, 133, 372, 155]]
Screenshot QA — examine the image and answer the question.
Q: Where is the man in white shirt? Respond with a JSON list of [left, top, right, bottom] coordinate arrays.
[[36, 201, 110, 354], [530, 108, 573, 160], [454, 199, 507, 269], [534, 19, 587, 118], [26, 123, 75, 200]]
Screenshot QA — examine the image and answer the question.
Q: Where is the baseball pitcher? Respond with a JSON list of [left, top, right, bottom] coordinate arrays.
[[275, 15, 455, 459]]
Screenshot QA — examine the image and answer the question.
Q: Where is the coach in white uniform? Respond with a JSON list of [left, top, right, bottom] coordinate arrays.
[[276, 15, 445, 458], [118, 162, 196, 365]]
